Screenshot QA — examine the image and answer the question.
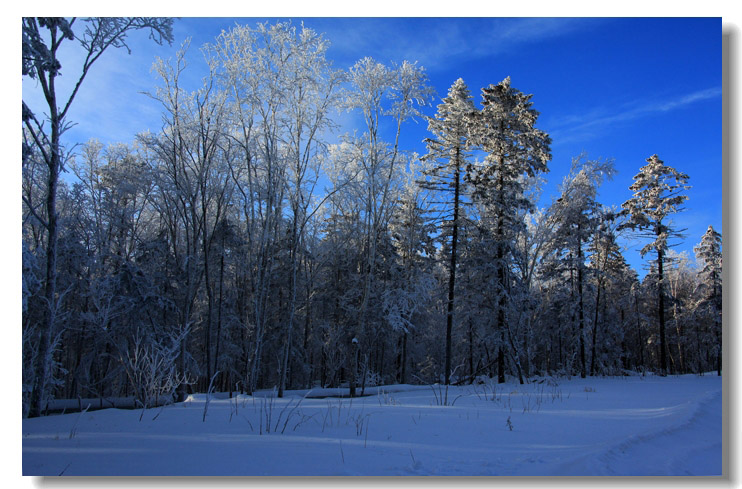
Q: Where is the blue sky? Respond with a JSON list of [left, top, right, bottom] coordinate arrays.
[[21, 17, 723, 275]]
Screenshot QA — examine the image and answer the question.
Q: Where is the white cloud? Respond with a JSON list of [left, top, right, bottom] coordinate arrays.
[[314, 18, 597, 72], [548, 87, 722, 146]]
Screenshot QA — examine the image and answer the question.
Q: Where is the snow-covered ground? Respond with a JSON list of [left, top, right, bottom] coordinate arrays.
[[22, 374, 722, 477]]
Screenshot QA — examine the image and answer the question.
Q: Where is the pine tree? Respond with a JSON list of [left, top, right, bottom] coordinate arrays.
[[467, 77, 551, 383], [420, 78, 477, 385], [620, 154, 690, 375], [695, 225, 722, 303], [694, 225, 722, 375]]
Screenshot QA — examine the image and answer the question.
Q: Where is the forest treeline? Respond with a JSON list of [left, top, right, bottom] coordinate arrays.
[[22, 19, 722, 417]]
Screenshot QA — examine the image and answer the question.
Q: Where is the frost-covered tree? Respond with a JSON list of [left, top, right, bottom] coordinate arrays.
[[339, 57, 433, 396], [541, 156, 615, 378], [661, 251, 698, 374], [64, 140, 159, 401], [209, 26, 289, 394], [142, 39, 233, 398], [694, 225, 722, 375], [620, 154, 690, 375], [209, 22, 344, 397], [420, 78, 477, 385], [587, 220, 632, 375], [273, 24, 344, 397], [386, 160, 437, 383], [695, 225, 722, 307], [22, 17, 174, 418], [25, 18, 728, 412], [467, 77, 551, 383]]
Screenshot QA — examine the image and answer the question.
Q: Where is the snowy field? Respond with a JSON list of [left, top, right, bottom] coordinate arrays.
[[22, 374, 722, 477]]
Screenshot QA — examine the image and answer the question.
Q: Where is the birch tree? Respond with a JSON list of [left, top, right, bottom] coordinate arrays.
[[341, 57, 433, 396], [209, 22, 345, 394], [143, 40, 231, 397], [209, 25, 286, 394]]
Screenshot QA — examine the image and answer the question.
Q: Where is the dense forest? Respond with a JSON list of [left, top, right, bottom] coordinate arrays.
[[22, 18, 722, 418]]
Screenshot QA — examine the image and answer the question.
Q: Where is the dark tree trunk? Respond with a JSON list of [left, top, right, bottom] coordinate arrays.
[[401, 331, 407, 384], [214, 249, 225, 387], [445, 153, 461, 385], [658, 246, 668, 375], [635, 291, 644, 370], [29, 101, 61, 419], [577, 226, 586, 379], [590, 282, 602, 376], [468, 318, 474, 383], [497, 330, 506, 384]]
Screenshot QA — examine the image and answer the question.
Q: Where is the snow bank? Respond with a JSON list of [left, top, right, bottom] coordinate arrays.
[[42, 395, 173, 413]]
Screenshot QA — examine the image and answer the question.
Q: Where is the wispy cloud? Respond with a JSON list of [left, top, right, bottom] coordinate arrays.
[[548, 87, 722, 146], [655, 87, 722, 111], [315, 18, 598, 71]]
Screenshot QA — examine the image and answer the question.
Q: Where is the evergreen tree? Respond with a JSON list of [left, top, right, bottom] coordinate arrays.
[[420, 78, 477, 385], [695, 226, 722, 303], [620, 154, 690, 375], [467, 77, 551, 383], [694, 225, 722, 375]]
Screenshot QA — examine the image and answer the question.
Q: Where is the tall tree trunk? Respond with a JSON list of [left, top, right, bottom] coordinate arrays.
[[214, 252, 225, 387], [401, 331, 407, 384], [634, 291, 644, 370], [496, 225, 506, 385], [445, 153, 461, 385], [577, 227, 586, 379], [497, 329, 506, 384], [673, 303, 685, 373], [278, 216, 300, 398], [716, 329, 722, 376], [657, 246, 668, 375], [468, 318, 474, 383], [203, 242, 214, 390], [523, 312, 531, 379], [590, 282, 602, 376], [29, 104, 61, 419], [303, 294, 312, 388]]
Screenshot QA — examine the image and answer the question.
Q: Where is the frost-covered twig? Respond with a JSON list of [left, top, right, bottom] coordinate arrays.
[[203, 370, 219, 422], [278, 393, 308, 434], [69, 403, 90, 439]]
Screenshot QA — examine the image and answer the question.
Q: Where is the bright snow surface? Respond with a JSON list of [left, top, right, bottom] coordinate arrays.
[[22, 374, 722, 476]]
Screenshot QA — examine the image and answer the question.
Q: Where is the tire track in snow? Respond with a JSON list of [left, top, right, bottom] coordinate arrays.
[[557, 388, 722, 476]]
